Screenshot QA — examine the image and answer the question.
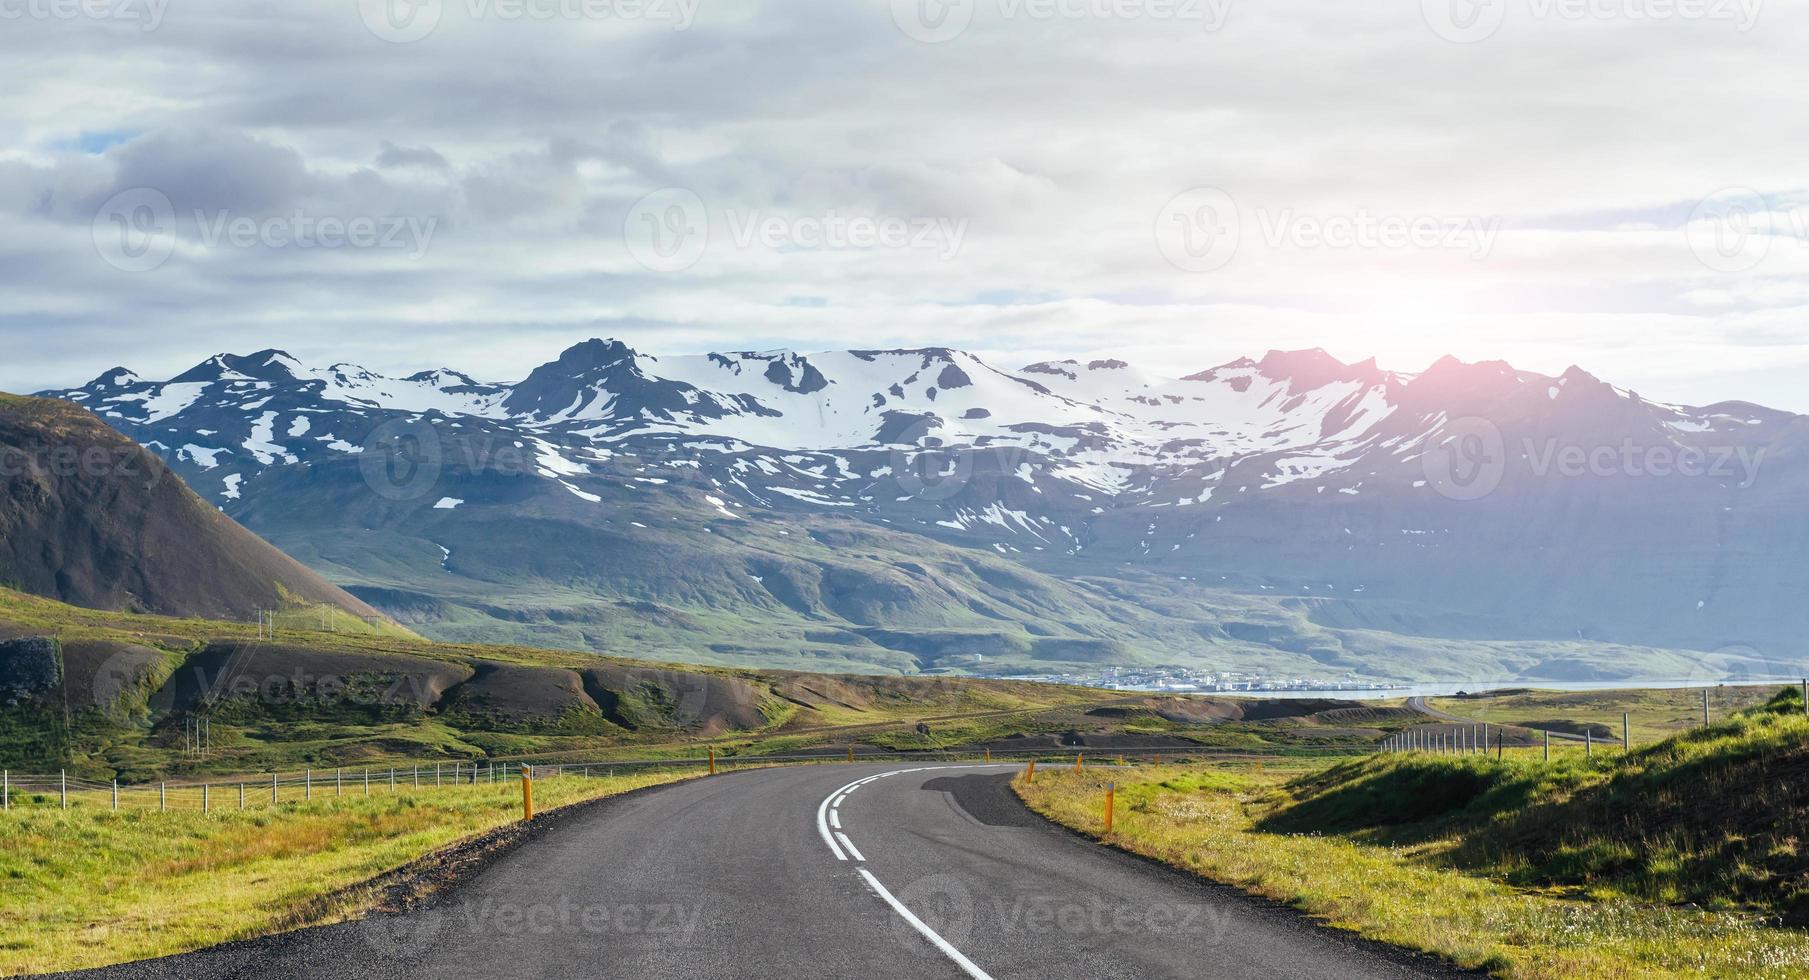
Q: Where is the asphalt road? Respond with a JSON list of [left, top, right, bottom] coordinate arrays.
[[64, 764, 1472, 980]]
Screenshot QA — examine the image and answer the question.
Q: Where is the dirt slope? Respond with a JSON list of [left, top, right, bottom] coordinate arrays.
[[0, 394, 383, 623]]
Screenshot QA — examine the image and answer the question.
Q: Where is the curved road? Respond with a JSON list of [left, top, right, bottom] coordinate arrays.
[[65, 765, 1470, 979]]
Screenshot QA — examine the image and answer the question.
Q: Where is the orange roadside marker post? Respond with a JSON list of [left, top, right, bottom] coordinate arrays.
[[1026, 760, 1036, 784], [1075, 754, 1083, 774], [521, 765, 535, 822], [709, 746, 717, 776]]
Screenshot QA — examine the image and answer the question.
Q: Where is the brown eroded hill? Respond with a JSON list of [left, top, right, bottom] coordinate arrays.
[[0, 393, 383, 623]]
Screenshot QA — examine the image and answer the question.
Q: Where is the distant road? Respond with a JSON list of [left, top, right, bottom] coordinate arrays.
[[1406, 697, 1616, 745], [65, 765, 1471, 979]]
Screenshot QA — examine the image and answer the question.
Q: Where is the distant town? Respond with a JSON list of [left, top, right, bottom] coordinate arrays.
[[991, 666, 1409, 695]]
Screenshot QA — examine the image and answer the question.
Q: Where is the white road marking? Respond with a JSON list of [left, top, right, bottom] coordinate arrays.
[[816, 773, 874, 861], [814, 764, 1017, 977], [858, 869, 995, 980]]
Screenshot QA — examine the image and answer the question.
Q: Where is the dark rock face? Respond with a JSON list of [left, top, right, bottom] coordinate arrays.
[[0, 637, 61, 704]]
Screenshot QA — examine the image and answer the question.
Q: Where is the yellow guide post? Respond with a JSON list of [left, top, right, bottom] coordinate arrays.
[[1074, 754, 1083, 774], [709, 746, 717, 776], [1026, 760, 1036, 784], [521, 765, 535, 822]]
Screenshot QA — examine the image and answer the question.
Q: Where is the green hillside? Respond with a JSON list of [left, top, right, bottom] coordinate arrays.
[[1269, 687, 1809, 923]]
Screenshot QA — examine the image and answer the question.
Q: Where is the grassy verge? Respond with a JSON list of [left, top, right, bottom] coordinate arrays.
[[1014, 698, 1809, 978], [0, 769, 695, 976], [1428, 685, 1788, 745]]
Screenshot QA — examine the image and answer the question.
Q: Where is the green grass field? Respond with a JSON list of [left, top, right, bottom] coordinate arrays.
[[1015, 687, 1809, 979], [0, 768, 696, 976], [1428, 685, 1792, 745]]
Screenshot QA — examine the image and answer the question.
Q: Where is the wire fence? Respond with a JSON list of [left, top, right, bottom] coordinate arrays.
[[0, 743, 1361, 814]]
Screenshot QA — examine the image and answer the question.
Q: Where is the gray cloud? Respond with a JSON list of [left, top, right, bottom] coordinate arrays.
[[2, 0, 1807, 408]]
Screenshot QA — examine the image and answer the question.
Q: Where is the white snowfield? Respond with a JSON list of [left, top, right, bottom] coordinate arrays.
[[52, 342, 1782, 509]]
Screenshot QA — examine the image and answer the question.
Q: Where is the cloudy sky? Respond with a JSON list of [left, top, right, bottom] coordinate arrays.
[[3, 0, 1807, 408]]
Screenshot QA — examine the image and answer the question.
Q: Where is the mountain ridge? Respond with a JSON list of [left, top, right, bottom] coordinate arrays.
[[32, 340, 1809, 682]]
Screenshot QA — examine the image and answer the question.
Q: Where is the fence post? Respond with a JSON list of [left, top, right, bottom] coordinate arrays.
[[204, 784, 210, 814], [436, 763, 442, 788], [1104, 781, 1115, 834], [2, 771, 7, 811], [113, 779, 119, 812], [336, 769, 343, 796], [1623, 713, 1630, 754], [1544, 729, 1551, 761], [1496, 731, 1503, 761], [273, 771, 279, 804], [413, 765, 419, 789], [390, 768, 396, 791], [364, 769, 370, 795], [1703, 689, 1710, 727], [239, 783, 245, 810], [1802, 678, 1807, 718], [160, 782, 166, 812], [1585, 730, 1593, 759], [306, 770, 312, 801], [61, 770, 67, 810]]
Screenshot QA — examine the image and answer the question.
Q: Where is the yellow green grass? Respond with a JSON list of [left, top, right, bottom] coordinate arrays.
[[1015, 695, 1809, 979], [1429, 685, 1789, 745], [0, 769, 695, 976]]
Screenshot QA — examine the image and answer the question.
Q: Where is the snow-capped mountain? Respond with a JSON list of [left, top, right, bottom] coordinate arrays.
[[39, 341, 1809, 681]]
